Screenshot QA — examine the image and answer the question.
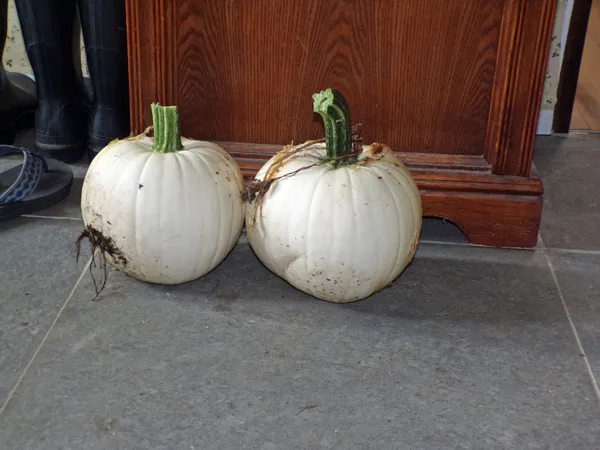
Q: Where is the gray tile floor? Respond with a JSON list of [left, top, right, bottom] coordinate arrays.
[[1, 132, 600, 449]]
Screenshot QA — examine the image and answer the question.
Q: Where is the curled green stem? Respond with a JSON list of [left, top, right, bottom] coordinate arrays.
[[151, 103, 183, 153], [312, 88, 356, 167]]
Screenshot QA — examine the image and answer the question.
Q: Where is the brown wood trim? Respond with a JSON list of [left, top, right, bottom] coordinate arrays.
[[410, 170, 543, 196], [485, 0, 558, 177], [553, 0, 593, 133], [421, 191, 542, 248], [228, 147, 543, 197], [218, 141, 491, 172]]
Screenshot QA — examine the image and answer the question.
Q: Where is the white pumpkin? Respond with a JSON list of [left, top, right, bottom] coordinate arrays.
[[245, 89, 422, 303], [81, 104, 244, 285]]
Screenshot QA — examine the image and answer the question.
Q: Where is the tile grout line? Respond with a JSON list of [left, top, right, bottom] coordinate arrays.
[[0, 255, 93, 416], [22, 214, 82, 221], [549, 247, 600, 256], [541, 237, 600, 408], [418, 239, 468, 247]]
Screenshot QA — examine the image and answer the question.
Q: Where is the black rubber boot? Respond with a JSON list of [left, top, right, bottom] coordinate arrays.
[[14, 0, 88, 163], [78, 0, 130, 160], [0, 0, 36, 145]]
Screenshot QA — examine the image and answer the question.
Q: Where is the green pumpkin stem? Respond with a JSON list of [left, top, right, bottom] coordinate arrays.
[[312, 88, 356, 167], [151, 103, 184, 153]]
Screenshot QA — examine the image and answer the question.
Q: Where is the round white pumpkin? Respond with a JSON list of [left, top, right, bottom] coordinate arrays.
[[245, 141, 422, 303], [81, 105, 244, 285]]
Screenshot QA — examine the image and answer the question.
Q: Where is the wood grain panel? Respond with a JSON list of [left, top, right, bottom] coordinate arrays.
[[125, 0, 557, 248], [125, 0, 177, 132], [174, 0, 503, 155]]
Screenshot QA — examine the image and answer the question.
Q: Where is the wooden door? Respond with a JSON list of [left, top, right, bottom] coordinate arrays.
[[125, 0, 557, 248]]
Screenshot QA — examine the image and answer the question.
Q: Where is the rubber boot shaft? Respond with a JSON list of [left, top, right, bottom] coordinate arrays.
[[78, 0, 130, 160], [14, 0, 88, 162]]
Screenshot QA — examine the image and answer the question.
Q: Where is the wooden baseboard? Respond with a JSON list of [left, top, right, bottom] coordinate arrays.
[[420, 191, 542, 249], [217, 141, 543, 249]]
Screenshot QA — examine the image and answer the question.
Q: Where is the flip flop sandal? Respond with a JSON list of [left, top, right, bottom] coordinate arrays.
[[0, 145, 73, 221]]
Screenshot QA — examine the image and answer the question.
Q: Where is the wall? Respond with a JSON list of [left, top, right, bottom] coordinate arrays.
[[2, 0, 88, 75], [538, 0, 574, 134], [2, 0, 572, 135]]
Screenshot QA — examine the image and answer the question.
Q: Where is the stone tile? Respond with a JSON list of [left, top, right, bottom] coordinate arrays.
[[535, 134, 600, 250], [1, 242, 599, 449], [0, 217, 88, 404], [548, 250, 600, 380], [29, 169, 86, 220]]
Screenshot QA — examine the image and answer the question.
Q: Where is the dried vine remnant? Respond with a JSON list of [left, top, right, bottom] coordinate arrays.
[[244, 131, 370, 226]]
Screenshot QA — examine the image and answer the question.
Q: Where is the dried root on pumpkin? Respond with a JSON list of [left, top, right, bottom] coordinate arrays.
[[76, 225, 127, 301]]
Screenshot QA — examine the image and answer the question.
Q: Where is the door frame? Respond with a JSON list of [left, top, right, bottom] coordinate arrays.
[[553, 0, 594, 132]]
